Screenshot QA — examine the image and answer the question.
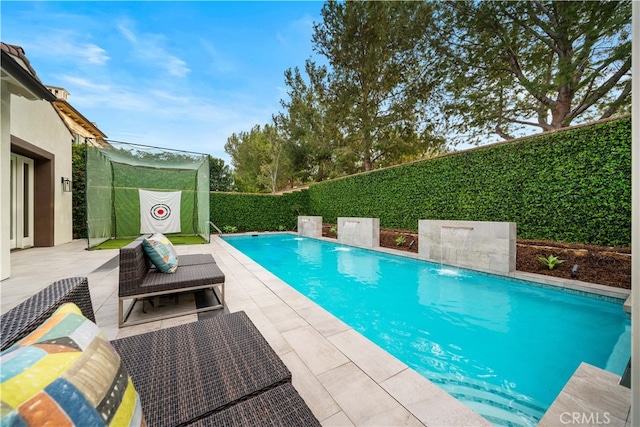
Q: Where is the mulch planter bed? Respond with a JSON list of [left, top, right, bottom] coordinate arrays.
[[321, 224, 631, 290]]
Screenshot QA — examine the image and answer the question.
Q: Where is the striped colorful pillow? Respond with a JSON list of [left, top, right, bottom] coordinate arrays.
[[0, 303, 144, 426]]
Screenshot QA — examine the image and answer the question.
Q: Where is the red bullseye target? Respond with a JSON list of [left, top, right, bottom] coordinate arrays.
[[150, 204, 171, 221]]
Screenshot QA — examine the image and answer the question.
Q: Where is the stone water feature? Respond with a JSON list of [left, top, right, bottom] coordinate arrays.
[[337, 217, 380, 249], [297, 216, 323, 238], [418, 220, 516, 274]]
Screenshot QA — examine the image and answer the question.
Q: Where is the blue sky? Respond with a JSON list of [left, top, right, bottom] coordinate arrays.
[[1, 1, 325, 164]]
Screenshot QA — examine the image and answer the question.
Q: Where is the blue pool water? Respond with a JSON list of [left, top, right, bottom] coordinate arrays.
[[223, 234, 631, 426]]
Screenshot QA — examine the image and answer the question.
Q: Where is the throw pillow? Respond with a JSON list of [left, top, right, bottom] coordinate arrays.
[[142, 233, 178, 273], [0, 303, 144, 426], [156, 233, 178, 259]]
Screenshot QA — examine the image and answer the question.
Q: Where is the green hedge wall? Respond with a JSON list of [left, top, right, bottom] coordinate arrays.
[[72, 144, 87, 239], [308, 117, 631, 246], [210, 190, 309, 232]]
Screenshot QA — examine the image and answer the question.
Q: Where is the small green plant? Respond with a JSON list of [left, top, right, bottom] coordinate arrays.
[[330, 226, 337, 233], [222, 225, 238, 233], [537, 254, 565, 270], [277, 225, 287, 231], [395, 235, 406, 246]]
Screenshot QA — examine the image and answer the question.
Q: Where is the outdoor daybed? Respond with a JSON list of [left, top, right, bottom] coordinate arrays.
[[0, 277, 320, 426], [118, 237, 225, 326]]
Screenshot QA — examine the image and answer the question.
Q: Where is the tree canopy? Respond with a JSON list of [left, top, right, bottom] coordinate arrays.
[[209, 156, 233, 191], [428, 0, 631, 142], [224, 124, 290, 193], [276, 60, 342, 182], [312, 0, 445, 171]]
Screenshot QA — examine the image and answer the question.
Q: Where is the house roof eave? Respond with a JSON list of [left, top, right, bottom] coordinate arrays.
[[1, 50, 56, 102], [53, 99, 108, 139]]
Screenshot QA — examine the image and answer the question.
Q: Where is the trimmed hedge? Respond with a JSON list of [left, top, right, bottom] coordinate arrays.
[[209, 117, 630, 246], [307, 117, 631, 246], [210, 190, 309, 232], [72, 144, 87, 239]]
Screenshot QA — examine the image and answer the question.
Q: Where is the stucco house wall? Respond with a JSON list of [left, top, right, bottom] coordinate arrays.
[[1, 42, 73, 280], [1, 82, 12, 280], [11, 96, 73, 246]]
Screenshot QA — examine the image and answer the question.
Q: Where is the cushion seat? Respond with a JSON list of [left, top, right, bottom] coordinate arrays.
[[176, 253, 216, 266], [138, 263, 225, 294]]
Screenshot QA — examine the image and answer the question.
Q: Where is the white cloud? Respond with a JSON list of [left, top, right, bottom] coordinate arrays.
[[277, 13, 315, 48], [149, 90, 190, 104], [77, 43, 110, 65], [57, 74, 151, 111], [116, 20, 190, 78], [200, 40, 236, 74], [165, 56, 190, 78], [20, 32, 110, 67], [292, 14, 315, 36], [59, 75, 110, 92], [116, 22, 137, 43]]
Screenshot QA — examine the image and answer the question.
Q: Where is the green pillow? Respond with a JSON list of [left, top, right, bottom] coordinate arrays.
[[142, 233, 178, 273], [1, 303, 145, 426]]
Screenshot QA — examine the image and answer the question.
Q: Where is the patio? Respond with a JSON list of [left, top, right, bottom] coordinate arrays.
[[1, 235, 632, 426]]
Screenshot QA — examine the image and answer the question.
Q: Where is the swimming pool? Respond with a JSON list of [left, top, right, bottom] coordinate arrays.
[[222, 234, 630, 426]]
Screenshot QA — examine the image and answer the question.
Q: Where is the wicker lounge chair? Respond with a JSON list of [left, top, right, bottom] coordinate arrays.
[[118, 239, 225, 326], [1, 277, 320, 426]]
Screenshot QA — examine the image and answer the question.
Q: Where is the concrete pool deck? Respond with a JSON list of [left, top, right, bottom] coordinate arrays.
[[1, 234, 632, 426]]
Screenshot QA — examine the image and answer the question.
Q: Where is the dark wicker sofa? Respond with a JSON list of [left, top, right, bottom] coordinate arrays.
[[0, 277, 320, 426], [118, 238, 225, 326]]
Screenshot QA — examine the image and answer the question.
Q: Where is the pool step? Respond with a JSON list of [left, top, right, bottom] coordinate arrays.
[[463, 400, 536, 427], [429, 376, 546, 426], [452, 389, 544, 426]]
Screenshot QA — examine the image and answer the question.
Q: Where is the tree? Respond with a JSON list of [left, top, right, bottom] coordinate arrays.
[[225, 126, 264, 192], [312, 1, 444, 172], [258, 123, 288, 193], [208, 156, 233, 191], [224, 124, 288, 193], [429, 0, 631, 142], [277, 60, 344, 183]]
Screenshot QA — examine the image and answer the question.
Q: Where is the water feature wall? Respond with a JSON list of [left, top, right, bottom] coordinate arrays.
[[338, 217, 380, 249], [418, 220, 516, 274], [297, 216, 323, 238]]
